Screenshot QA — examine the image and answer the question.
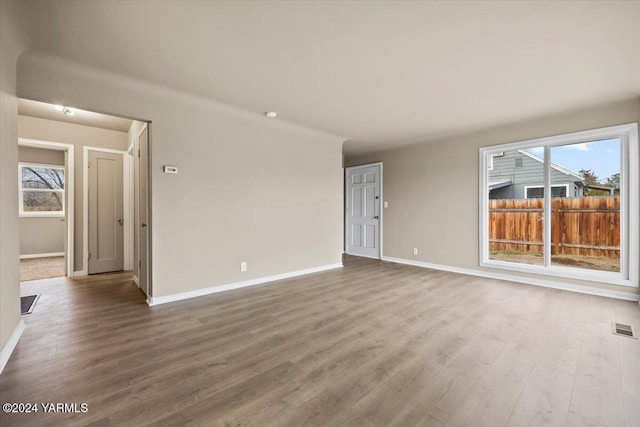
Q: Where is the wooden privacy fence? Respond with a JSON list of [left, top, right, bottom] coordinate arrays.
[[489, 196, 620, 258]]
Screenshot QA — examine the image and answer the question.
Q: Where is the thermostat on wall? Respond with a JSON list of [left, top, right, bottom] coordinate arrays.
[[163, 165, 178, 174]]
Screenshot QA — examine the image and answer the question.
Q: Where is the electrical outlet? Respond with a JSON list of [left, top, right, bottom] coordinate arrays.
[[384, 201, 389, 208], [240, 261, 247, 272], [413, 248, 418, 255]]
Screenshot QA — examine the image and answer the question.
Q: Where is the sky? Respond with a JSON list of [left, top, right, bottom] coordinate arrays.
[[527, 138, 620, 182]]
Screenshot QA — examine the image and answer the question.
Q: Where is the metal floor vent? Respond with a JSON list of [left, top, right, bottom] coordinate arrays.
[[612, 322, 637, 339]]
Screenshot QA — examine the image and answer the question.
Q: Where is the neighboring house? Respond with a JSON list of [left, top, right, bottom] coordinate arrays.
[[488, 150, 585, 200]]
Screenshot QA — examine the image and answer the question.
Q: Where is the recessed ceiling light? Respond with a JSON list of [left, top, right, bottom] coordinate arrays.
[[54, 105, 64, 111], [265, 111, 277, 118]]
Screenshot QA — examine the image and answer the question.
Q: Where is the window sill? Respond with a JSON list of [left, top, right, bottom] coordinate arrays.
[[480, 259, 636, 288], [20, 213, 65, 218]]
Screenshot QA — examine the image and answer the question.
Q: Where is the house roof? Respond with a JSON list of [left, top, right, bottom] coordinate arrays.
[[517, 150, 585, 183], [488, 180, 512, 190]]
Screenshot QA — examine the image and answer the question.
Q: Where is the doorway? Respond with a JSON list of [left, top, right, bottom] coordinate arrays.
[[345, 162, 383, 259], [17, 98, 152, 306], [18, 138, 75, 281]]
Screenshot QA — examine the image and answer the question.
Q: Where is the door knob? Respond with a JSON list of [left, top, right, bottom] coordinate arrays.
[[59, 218, 65, 222], [141, 223, 147, 228], [374, 216, 379, 219], [117, 218, 124, 225]]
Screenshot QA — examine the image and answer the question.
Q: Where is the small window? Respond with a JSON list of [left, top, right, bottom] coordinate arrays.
[[525, 186, 544, 199], [525, 184, 568, 199], [19, 163, 65, 217]]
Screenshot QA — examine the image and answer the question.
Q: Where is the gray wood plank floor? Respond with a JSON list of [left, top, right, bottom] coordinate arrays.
[[1, 255, 638, 426]]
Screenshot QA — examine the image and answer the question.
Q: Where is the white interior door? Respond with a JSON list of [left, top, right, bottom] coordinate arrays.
[[346, 164, 381, 259], [88, 150, 124, 274]]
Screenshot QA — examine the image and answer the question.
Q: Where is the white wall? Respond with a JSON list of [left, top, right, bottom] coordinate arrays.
[[18, 116, 130, 272], [345, 97, 640, 298], [17, 52, 345, 299], [0, 0, 31, 362]]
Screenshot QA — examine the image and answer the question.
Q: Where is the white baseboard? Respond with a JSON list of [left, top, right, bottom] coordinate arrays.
[[148, 262, 344, 306], [73, 270, 87, 277], [381, 256, 640, 302], [133, 275, 140, 287], [20, 252, 64, 260], [0, 320, 25, 375]]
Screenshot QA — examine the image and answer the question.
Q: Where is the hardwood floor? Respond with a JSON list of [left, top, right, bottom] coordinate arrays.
[[1, 255, 639, 426]]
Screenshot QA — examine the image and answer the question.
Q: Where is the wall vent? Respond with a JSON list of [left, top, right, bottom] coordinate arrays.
[[612, 322, 637, 339]]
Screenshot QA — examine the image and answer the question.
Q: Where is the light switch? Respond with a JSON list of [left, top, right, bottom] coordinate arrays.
[[383, 201, 389, 208], [163, 165, 178, 174]]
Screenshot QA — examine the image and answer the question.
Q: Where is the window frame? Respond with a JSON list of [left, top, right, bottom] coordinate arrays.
[[18, 162, 66, 218], [479, 123, 639, 288], [524, 184, 570, 199]]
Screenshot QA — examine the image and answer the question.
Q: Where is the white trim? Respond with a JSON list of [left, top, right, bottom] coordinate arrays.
[[133, 275, 140, 287], [628, 123, 639, 288], [19, 138, 75, 278], [20, 252, 64, 259], [479, 122, 639, 288], [382, 256, 640, 302], [133, 121, 150, 295], [147, 263, 343, 306], [0, 320, 25, 375], [18, 161, 65, 169], [344, 162, 383, 260], [543, 146, 552, 268], [523, 184, 571, 199], [73, 270, 86, 277], [84, 146, 130, 156], [135, 121, 148, 140], [83, 146, 130, 275], [123, 155, 132, 270], [124, 122, 141, 273]]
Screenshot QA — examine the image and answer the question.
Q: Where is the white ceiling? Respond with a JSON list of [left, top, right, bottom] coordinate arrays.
[[18, 98, 133, 133], [25, 1, 640, 154]]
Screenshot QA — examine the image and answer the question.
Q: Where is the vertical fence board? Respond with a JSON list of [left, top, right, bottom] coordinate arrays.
[[489, 196, 619, 258]]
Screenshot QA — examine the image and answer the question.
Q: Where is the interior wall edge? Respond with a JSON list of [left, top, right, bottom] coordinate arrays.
[[0, 320, 25, 376]]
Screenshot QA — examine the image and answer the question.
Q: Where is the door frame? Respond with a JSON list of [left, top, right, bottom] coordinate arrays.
[[18, 137, 75, 277], [130, 121, 150, 297], [344, 162, 383, 260], [139, 122, 153, 300], [82, 146, 131, 276]]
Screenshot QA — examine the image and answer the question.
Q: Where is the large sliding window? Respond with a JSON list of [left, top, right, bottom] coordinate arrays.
[[479, 123, 638, 287]]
